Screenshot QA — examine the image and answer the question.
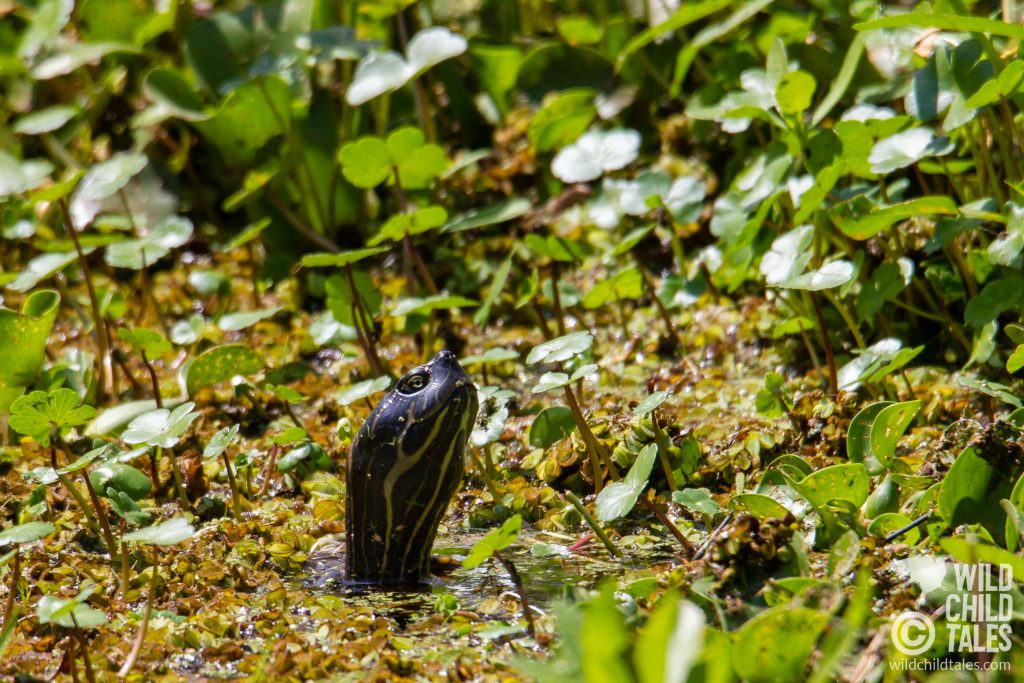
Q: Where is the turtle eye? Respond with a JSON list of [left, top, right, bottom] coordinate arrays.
[[399, 371, 429, 394]]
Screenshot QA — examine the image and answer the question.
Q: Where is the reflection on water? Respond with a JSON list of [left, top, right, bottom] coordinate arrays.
[[295, 525, 679, 629]]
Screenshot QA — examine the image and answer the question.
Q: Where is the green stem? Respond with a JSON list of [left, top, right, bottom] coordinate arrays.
[[808, 291, 838, 396], [221, 451, 242, 521], [562, 385, 617, 493], [564, 491, 621, 557], [821, 290, 865, 350], [161, 446, 192, 512], [491, 549, 536, 637], [50, 443, 100, 534]]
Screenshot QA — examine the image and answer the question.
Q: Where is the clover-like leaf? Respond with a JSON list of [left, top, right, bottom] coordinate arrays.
[[122, 402, 200, 449], [122, 516, 195, 545], [204, 424, 240, 460], [104, 216, 193, 269], [118, 327, 172, 357], [335, 376, 391, 406], [0, 151, 54, 198], [339, 127, 448, 190], [9, 388, 96, 446], [69, 153, 148, 229], [105, 489, 151, 527], [37, 593, 108, 629], [551, 128, 641, 183], [526, 331, 594, 365], [462, 514, 521, 569], [867, 127, 954, 174], [345, 27, 467, 106], [368, 206, 448, 245]]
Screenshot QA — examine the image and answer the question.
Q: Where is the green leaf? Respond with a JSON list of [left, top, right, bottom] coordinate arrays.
[[854, 14, 1024, 40], [194, 78, 292, 166], [833, 196, 958, 240], [526, 331, 594, 365], [867, 128, 953, 174], [299, 247, 389, 268], [36, 594, 108, 628], [5, 251, 83, 293], [528, 406, 575, 448], [104, 217, 194, 270], [68, 153, 148, 228], [776, 70, 816, 116], [13, 106, 78, 135], [868, 400, 920, 468], [532, 371, 571, 393], [338, 127, 448, 189], [0, 151, 54, 198], [940, 536, 1024, 580], [89, 463, 151, 501], [0, 289, 60, 414], [956, 374, 1022, 408], [672, 488, 721, 516], [142, 68, 206, 122], [218, 306, 282, 332], [345, 27, 466, 105], [85, 398, 183, 437], [118, 327, 172, 357], [105, 489, 151, 527], [204, 424, 239, 459], [122, 402, 200, 449], [596, 443, 657, 522], [867, 513, 920, 543], [633, 391, 670, 417], [634, 594, 705, 683], [0, 522, 54, 547], [122, 517, 195, 545], [9, 389, 96, 446], [186, 344, 265, 395], [335, 376, 391, 406], [965, 276, 1024, 328], [846, 401, 893, 464], [797, 463, 870, 508], [443, 198, 531, 233], [368, 206, 448, 245], [938, 447, 1012, 539], [551, 129, 641, 183], [731, 606, 828, 682], [617, 0, 732, 67], [473, 257, 514, 328], [728, 493, 791, 519], [391, 295, 478, 317], [462, 514, 522, 568]]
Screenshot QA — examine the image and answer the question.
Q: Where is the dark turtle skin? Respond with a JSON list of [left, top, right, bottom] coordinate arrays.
[[345, 350, 478, 584]]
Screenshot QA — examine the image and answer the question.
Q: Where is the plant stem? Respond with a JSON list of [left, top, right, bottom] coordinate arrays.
[[118, 569, 157, 678], [258, 445, 279, 497], [821, 290, 865, 350], [50, 443, 101, 534], [221, 451, 242, 521], [283, 402, 304, 431], [549, 263, 568, 337], [120, 537, 129, 597], [256, 79, 329, 232], [79, 468, 119, 561], [631, 253, 682, 348], [470, 448, 501, 499], [58, 199, 110, 402], [2, 549, 19, 632], [491, 550, 536, 637], [162, 446, 192, 512], [139, 350, 163, 409], [639, 495, 694, 554], [808, 292, 838, 396], [650, 416, 678, 491], [70, 620, 96, 683], [562, 385, 617, 493], [564, 491, 621, 557]]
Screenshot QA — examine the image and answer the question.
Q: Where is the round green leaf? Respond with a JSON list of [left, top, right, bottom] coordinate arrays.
[[528, 406, 575, 448], [186, 344, 265, 396]]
